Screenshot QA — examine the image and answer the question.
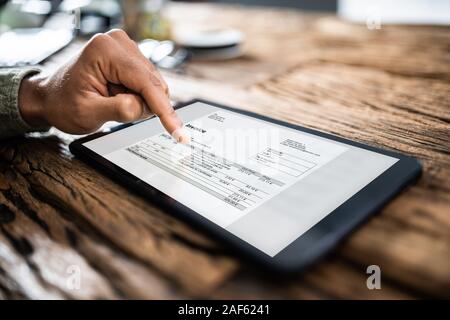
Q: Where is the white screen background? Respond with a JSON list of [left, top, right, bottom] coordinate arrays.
[[84, 102, 398, 257]]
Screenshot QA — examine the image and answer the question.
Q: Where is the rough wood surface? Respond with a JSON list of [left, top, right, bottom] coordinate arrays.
[[0, 3, 449, 299]]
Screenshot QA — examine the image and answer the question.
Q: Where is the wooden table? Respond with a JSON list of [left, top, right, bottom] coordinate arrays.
[[0, 3, 449, 299]]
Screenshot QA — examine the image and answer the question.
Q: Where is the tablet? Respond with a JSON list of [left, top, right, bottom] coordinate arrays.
[[70, 99, 421, 272]]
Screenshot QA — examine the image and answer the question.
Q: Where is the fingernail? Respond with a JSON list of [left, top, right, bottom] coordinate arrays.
[[171, 127, 191, 144]]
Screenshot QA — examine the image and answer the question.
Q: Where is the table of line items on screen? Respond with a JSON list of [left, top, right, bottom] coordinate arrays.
[[126, 133, 318, 211]]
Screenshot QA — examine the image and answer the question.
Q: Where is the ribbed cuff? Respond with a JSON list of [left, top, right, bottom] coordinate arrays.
[[0, 67, 50, 139]]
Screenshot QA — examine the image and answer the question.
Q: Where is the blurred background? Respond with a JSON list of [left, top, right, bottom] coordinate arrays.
[[1, 0, 449, 68]]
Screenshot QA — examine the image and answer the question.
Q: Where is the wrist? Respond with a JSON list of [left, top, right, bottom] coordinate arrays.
[[18, 73, 49, 128]]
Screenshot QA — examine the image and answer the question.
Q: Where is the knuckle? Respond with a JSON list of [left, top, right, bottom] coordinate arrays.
[[163, 81, 169, 93], [121, 94, 134, 107], [88, 33, 110, 49], [147, 61, 157, 70], [119, 108, 138, 123], [107, 28, 128, 38], [155, 72, 168, 89], [118, 97, 140, 122], [149, 73, 163, 87]]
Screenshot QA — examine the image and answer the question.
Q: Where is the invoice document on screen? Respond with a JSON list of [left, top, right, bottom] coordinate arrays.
[[105, 110, 348, 227]]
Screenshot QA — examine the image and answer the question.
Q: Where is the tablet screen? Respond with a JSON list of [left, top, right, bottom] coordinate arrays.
[[84, 101, 398, 257]]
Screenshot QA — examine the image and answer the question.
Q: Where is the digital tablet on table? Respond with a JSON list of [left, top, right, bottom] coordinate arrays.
[[70, 99, 421, 272]]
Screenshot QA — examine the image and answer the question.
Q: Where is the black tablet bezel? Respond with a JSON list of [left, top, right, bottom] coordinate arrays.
[[69, 99, 422, 273]]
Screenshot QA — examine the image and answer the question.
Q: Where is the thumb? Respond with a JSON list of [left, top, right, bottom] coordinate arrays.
[[95, 93, 151, 123]]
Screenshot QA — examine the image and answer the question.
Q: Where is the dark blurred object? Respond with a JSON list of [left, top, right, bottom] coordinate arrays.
[[74, 0, 121, 36], [176, 0, 337, 11], [50, 0, 121, 37]]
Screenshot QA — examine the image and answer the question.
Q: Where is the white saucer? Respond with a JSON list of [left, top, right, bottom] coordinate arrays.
[[174, 28, 244, 49]]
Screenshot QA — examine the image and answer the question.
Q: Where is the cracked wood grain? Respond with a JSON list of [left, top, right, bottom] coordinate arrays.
[[0, 137, 237, 298]]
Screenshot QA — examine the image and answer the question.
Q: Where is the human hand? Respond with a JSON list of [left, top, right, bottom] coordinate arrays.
[[18, 29, 189, 143]]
